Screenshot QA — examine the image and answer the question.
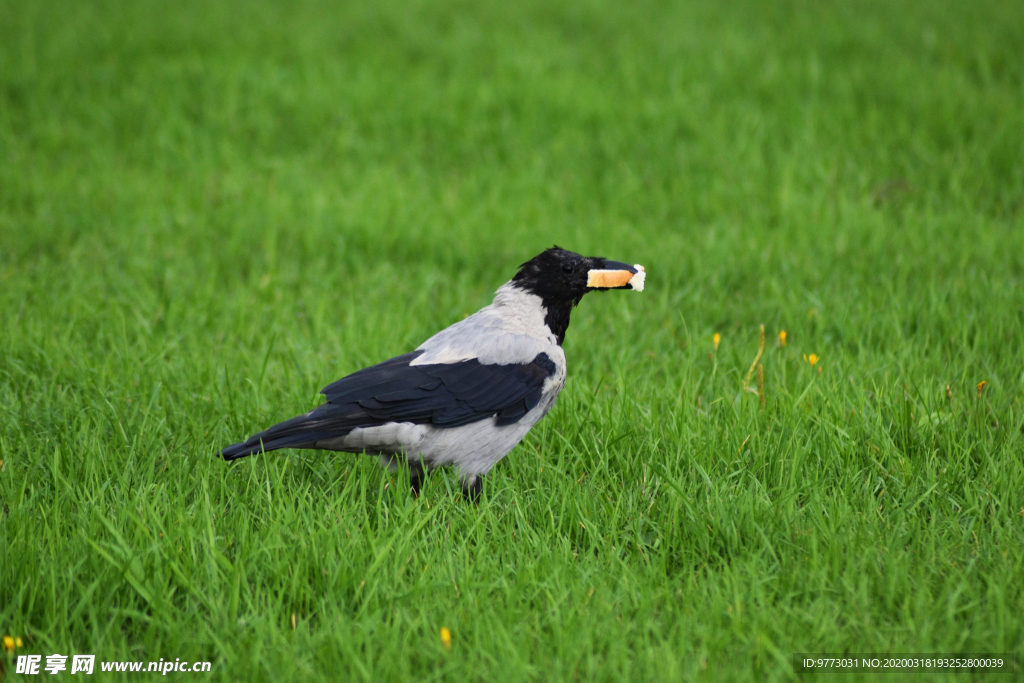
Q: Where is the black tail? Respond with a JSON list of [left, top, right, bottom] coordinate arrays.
[[219, 433, 304, 461], [218, 406, 351, 461]]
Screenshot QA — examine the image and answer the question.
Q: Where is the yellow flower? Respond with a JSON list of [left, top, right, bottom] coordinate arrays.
[[2, 635, 14, 652], [777, 330, 787, 347], [977, 381, 987, 396], [713, 333, 721, 352], [15, 637, 22, 648], [803, 353, 819, 367], [440, 626, 451, 650]]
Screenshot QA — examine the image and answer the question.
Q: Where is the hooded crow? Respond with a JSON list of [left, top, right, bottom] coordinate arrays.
[[219, 247, 645, 499]]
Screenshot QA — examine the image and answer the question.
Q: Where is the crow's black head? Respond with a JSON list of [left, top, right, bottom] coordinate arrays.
[[510, 246, 644, 344]]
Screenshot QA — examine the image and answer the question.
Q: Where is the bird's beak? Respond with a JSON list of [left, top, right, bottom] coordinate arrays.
[[586, 260, 646, 291]]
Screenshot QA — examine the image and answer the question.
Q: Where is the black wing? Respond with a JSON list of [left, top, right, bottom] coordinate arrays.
[[219, 350, 557, 460]]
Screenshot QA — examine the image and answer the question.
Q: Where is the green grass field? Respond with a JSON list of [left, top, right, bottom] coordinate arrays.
[[2, 0, 1023, 680]]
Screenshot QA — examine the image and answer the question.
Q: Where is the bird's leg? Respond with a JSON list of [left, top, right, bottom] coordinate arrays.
[[460, 475, 483, 503], [408, 459, 426, 496]]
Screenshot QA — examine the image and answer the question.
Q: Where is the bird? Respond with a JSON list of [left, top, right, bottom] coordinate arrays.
[[218, 247, 645, 500]]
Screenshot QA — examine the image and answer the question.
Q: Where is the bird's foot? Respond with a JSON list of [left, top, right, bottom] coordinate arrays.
[[460, 475, 483, 503], [408, 460, 426, 496]]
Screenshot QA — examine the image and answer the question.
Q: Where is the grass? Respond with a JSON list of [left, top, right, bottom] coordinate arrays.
[[2, 0, 1023, 680]]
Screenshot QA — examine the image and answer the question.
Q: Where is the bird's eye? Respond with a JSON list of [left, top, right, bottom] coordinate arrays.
[[561, 264, 574, 274]]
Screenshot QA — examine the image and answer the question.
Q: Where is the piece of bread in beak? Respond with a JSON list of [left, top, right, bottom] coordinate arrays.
[[587, 264, 646, 291]]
